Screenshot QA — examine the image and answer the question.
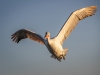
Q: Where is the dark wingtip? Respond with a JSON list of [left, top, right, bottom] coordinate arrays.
[[11, 33, 18, 43]]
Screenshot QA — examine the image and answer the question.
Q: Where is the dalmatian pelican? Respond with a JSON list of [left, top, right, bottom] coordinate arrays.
[[11, 6, 97, 62]]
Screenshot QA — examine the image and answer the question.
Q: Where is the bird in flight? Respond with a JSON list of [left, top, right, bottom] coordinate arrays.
[[11, 6, 97, 62]]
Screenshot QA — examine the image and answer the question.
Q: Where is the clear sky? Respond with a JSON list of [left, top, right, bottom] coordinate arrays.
[[0, 0, 100, 75]]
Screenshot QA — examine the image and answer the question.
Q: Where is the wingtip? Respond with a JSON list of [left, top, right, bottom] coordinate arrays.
[[90, 5, 97, 9]]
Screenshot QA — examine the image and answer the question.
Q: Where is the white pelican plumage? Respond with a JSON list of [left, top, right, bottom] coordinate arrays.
[[11, 6, 97, 62]]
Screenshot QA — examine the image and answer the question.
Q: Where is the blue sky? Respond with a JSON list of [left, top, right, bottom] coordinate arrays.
[[0, 0, 100, 75]]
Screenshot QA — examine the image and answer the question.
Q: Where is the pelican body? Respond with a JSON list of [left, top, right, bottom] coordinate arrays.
[[45, 32, 68, 61], [11, 6, 97, 62]]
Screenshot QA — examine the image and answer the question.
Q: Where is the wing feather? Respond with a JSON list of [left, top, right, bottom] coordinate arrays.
[[55, 6, 97, 45], [11, 29, 45, 45]]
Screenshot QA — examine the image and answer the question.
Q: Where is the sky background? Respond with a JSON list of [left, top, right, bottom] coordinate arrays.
[[0, 0, 100, 75]]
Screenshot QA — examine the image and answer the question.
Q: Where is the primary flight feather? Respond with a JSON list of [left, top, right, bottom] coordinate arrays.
[[11, 6, 97, 62]]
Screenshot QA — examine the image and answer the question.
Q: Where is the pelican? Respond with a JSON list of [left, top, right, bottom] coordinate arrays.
[[11, 6, 97, 62]]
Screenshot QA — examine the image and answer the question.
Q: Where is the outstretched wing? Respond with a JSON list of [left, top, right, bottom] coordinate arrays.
[[55, 6, 97, 45], [11, 29, 45, 45]]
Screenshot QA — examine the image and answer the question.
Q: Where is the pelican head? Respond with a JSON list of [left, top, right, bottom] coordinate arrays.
[[44, 32, 50, 39]]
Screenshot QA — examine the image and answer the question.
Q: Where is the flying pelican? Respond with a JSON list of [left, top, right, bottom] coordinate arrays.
[[11, 6, 97, 62]]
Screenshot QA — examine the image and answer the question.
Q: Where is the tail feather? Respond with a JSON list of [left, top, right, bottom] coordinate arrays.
[[62, 48, 68, 60], [63, 48, 68, 56]]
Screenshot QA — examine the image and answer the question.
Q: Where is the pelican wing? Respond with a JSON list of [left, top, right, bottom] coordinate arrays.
[[56, 6, 97, 45], [11, 29, 45, 45]]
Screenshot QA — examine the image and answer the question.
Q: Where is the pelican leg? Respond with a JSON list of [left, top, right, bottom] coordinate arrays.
[[57, 55, 64, 62], [63, 56, 65, 60], [57, 58, 61, 62], [51, 55, 56, 59]]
